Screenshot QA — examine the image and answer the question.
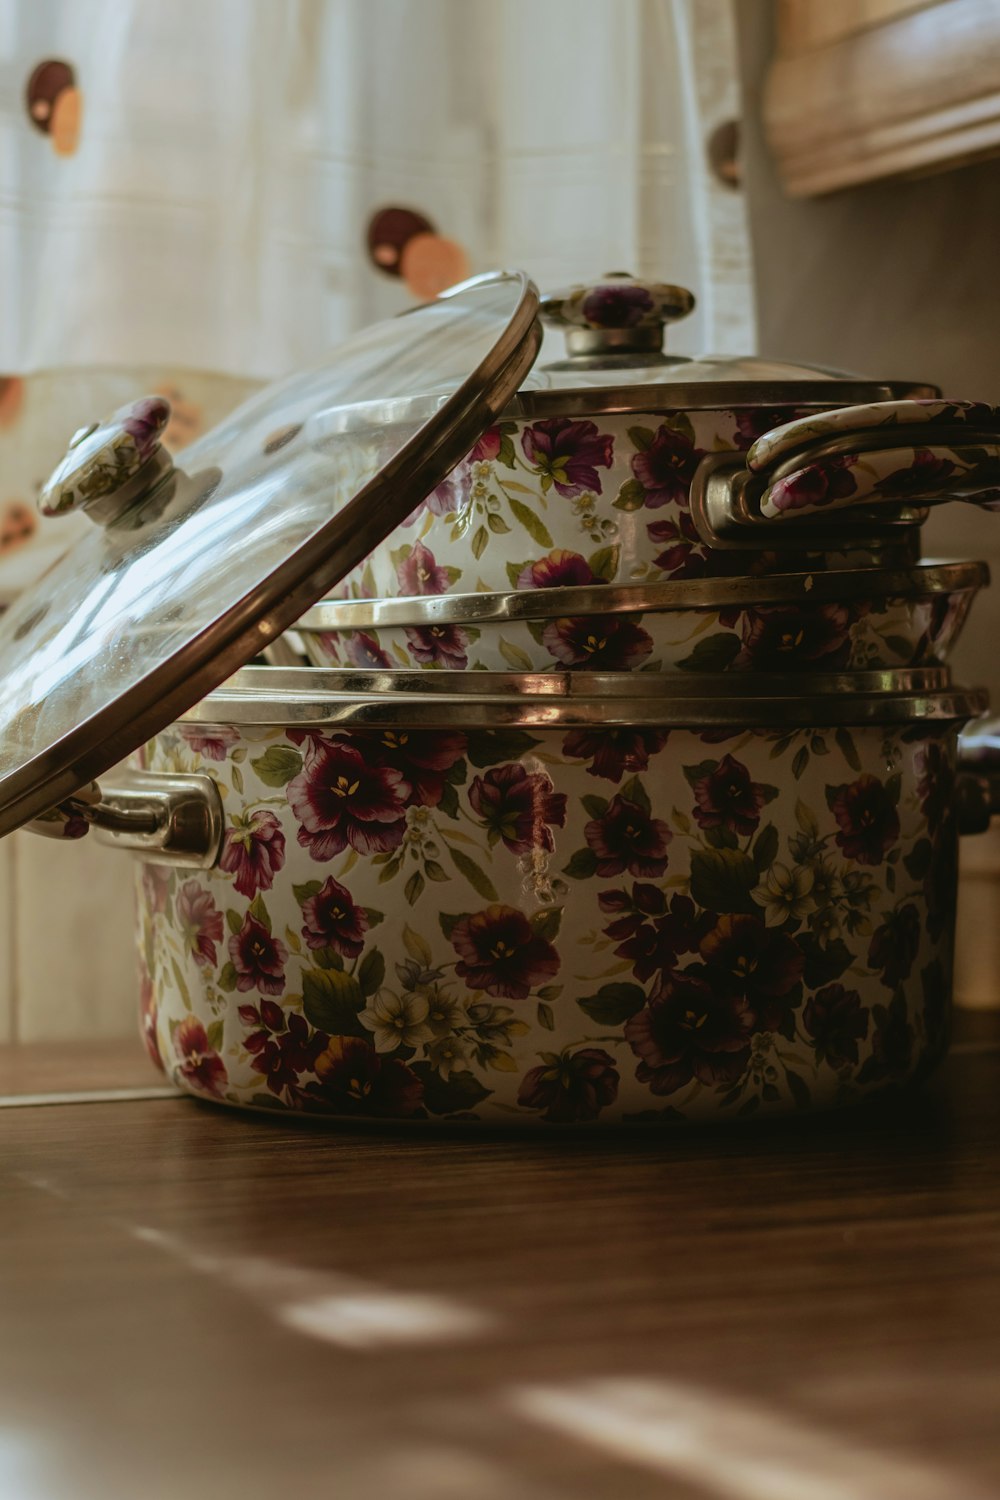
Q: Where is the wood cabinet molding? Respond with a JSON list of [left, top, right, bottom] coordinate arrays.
[[765, 0, 1000, 195]]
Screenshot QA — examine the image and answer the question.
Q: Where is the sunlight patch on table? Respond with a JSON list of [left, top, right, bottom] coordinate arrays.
[[505, 1378, 993, 1500]]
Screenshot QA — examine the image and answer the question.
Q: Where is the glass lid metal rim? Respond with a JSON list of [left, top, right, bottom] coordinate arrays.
[[0, 271, 542, 838]]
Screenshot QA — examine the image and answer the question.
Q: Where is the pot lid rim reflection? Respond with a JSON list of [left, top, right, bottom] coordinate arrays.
[[179, 665, 986, 729], [197, 663, 950, 698], [308, 377, 940, 432], [0, 272, 541, 837], [297, 559, 989, 631]]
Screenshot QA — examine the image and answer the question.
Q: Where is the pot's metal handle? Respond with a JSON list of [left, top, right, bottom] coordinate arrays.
[[24, 768, 224, 868], [691, 399, 1000, 548]]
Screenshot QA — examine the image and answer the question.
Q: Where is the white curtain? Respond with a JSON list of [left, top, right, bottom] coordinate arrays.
[[0, 0, 754, 1044], [0, 0, 752, 588], [0, 0, 752, 575]]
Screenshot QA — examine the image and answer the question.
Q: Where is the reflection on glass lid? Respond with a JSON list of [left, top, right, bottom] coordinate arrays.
[[0, 272, 539, 832]]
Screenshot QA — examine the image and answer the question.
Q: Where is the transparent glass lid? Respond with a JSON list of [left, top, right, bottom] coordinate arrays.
[[531, 272, 929, 399], [0, 272, 540, 834], [535, 352, 871, 389]]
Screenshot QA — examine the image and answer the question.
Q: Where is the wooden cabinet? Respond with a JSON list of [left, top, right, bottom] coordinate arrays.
[[765, 0, 1000, 195]]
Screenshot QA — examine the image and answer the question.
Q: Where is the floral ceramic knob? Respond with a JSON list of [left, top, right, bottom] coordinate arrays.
[[39, 395, 173, 523], [540, 272, 695, 358]]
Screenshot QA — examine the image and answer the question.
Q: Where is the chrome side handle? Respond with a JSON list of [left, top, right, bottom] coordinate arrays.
[[25, 768, 224, 868], [690, 398, 1000, 550]]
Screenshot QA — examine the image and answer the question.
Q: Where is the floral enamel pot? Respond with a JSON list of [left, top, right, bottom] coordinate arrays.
[[296, 561, 986, 675], [5, 271, 1000, 1138], [73, 665, 989, 1127]]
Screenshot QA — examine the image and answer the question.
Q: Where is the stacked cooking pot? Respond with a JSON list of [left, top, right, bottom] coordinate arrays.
[[5, 271, 1000, 1126]]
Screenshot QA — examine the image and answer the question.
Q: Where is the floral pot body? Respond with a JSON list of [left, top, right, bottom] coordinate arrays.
[[136, 701, 961, 1126], [299, 564, 982, 675], [335, 405, 925, 601]]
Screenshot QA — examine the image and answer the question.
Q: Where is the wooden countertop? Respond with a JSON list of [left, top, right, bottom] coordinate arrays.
[[1, 1017, 999, 1500]]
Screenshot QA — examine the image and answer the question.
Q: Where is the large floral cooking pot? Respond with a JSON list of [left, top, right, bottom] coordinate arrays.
[[296, 561, 986, 675], [3, 272, 1000, 1134], [58, 666, 990, 1126]]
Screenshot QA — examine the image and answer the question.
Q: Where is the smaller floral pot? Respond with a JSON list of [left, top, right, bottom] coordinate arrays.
[[322, 277, 1000, 599], [333, 399, 930, 600], [295, 561, 985, 675], [78, 666, 989, 1127]]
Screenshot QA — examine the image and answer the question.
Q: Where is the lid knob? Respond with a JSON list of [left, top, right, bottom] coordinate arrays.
[[540, 271, 695, 359], [39, 395, 174, 525]]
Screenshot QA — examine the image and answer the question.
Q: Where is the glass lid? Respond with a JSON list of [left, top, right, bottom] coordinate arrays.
[[530, 273, 935, 399], [0, 272, 540, 835], [306, 273, 935, 431]]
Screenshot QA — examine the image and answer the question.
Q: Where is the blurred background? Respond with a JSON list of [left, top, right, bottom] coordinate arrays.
[[1, 0, 999, 1045]]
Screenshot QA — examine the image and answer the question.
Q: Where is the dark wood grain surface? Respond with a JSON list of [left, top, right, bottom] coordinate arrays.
[[1, 1017, 999, 1500]]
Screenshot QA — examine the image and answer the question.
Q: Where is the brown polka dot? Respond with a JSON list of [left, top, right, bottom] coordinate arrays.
[[0, 500, 37, 555], [51, 86, 82, 157], [401, 233, 471, 300], [707, 118, 741, 190], [0, 377, 23, 429], [367, 206, 435, 276], [155, 384, 203, 450], [26, 60, 75, 134]]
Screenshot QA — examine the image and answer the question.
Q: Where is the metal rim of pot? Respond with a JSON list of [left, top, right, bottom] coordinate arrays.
[[178, 691, 984, 731], [178, 664, 985, 728], [296, 559, 988, 632]]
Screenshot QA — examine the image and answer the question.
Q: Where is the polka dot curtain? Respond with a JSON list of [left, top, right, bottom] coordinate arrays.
[[0, 0, 751, 585]]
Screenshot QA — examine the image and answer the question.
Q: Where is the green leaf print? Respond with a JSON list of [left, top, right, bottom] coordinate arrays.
[[301, 967, 367, 1036], [250, 745, 303, 787]]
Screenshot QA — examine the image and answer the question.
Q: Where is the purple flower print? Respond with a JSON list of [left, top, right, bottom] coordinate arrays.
[[396, 540, 451, 596], [468, 763, 567, 854], [450, 905, 560, 1000], [176, 880, 224, 967], [518, 1048, 620, 1123], [584, 793, 671, 878], [516, 550, 602, 590], [404, 623, 469, 669], [629, 424, 705, 509], [229, 913, 288, 997], [287, 737, 408, 860], [300, 875, 369, 958], [219, 809, 286, 899], [521, 418, 614, 499]]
